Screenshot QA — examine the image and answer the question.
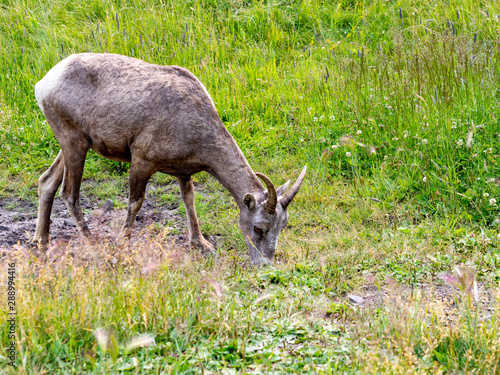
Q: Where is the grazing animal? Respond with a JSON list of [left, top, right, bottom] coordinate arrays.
[[33, 53, 306, 266]]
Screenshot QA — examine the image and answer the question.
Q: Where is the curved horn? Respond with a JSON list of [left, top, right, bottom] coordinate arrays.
[[255, 173, 277, 214], [280, 166, 307, 208]]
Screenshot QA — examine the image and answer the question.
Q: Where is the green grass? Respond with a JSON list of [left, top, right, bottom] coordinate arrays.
[[1, 0, 500, 373]]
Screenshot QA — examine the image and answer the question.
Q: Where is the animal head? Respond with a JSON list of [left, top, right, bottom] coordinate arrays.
[[239, 166, 307, 266]]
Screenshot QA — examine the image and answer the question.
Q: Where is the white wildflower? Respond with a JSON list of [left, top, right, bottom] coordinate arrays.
[[490, 198, 497, 206], [346, 152, 352, 157], [392, 137, 398, 141], [313, 116, 318, 122], [421, 139, 428, 145], [423, 176, 427, 182], [320, 115, 325, 120], [356, 130, 362, 135], [484, 193, 490, 198], [330, 115, 335, 121]]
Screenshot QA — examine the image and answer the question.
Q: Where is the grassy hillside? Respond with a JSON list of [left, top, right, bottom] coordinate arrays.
[[1, 0, 500, 222], [1, 0, 500, 373]]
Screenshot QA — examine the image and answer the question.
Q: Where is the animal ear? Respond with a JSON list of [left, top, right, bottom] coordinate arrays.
[[243, 193, 256, 210], [276, 180, 290, 197]]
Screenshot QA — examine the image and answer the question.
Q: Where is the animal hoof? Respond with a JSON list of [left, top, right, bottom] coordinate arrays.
[[203, 247, 217, 258], [30, 238, 47, 251], [193, 238, 217, 258], [117, 228, 132, 243], [251, 257, 274, 267], [200, 244, 217, 258], [28, 240, 48, 259]]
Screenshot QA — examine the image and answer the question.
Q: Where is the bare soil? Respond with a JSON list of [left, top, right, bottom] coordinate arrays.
[[337, 283, 499, 327], [0, 196, 188, 249]]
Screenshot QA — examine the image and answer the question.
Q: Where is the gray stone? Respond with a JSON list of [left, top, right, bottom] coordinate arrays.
[[348, 294, 365, 305], [64, 219, 75, 227], [103, 199, 114, 212]]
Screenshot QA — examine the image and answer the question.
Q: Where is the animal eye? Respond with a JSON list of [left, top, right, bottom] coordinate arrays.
[[254, 226, 263, 234]]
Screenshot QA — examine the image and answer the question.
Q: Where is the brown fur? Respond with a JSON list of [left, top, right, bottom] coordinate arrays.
[[33, 53, 305, 265]]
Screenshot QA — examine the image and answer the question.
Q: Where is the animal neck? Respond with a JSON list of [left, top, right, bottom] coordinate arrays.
[[209, 141, 264, 210]]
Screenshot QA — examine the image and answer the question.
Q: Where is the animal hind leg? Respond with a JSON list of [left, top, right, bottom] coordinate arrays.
[[59, 143, 91, 239], [177, 176, 216, 256], [120, 157, 155, 239], [32, 150, 64, 248]]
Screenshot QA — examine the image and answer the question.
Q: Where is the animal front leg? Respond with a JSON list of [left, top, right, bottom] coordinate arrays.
[[33, 150, 64, 248], [177, 176, 216, 257], [120, 158, 154, 240]]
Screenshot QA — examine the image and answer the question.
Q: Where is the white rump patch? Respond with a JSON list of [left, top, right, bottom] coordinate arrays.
[[35, 54, 78, 112]]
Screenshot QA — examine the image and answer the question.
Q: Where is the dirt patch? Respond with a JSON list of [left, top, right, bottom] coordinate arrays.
[[337, 282, 499, 327], [356, 283, 458, 308], [0, 196, 188, 249]]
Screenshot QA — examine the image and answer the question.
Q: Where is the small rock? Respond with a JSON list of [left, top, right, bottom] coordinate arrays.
[[103, 199, 114, 212], [64, 219, 75, 227], [348, 294, 365, 305]]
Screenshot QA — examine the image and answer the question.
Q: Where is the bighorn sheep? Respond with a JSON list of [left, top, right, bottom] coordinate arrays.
[[33, 53, 306, 266]]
